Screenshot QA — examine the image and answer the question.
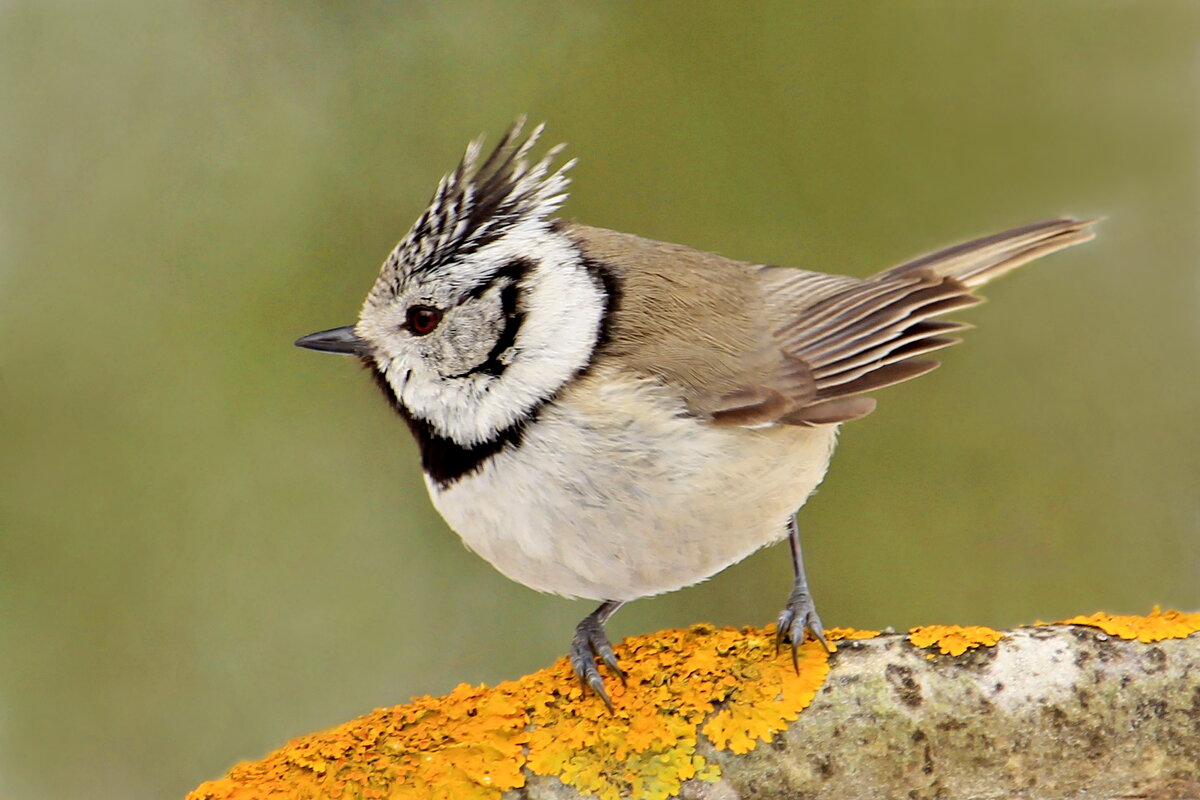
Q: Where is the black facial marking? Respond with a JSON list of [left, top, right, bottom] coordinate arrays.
[[448, 259, 530, 379], [462, 258, 529, 301], [581, 257, 622, 357], [361, 254, 622, 489], [363, 361, 526, 488], [465, 282, 524, 377]]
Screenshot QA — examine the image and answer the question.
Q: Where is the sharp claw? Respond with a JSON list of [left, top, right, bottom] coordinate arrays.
[[597, 646, 626, 683], [568, 606, 624, 710], [775, 608, 792, 655], [570, 657, 589, 692], [587, 672, 614, 712], [810, 619, 833, 654], [776, 587, 832, 668]]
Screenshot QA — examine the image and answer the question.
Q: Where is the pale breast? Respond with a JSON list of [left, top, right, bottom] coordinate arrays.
[[427, 365, 839, 601]]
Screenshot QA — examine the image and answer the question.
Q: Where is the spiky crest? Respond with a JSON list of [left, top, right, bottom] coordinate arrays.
[[367, 119, 574, 304]]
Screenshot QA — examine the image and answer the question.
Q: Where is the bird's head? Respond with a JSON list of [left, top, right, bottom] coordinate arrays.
[[296, 121, 613, 452]]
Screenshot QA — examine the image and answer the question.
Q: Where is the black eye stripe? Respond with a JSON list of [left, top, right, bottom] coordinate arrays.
[[446, 264, 529, 380], [460, 258, 532, 303], [476, 284, 524, 375]]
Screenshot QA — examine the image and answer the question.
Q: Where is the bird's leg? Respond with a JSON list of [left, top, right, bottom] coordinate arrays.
[[776, 516, 832, 669], [568, 600, 626, 711]]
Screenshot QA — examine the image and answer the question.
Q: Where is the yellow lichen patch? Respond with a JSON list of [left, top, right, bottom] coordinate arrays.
[[826, 626, 882, 642], [697, 626, 829, 755], [188, 624, 840, 800], [521, 624, 831, 799], [908, 624, 1004, 656], [188, 680, 529, 800], [1051, 606, 1200, 643]]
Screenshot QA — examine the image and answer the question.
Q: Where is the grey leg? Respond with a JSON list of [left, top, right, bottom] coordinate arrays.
[[568, 600, 626, 711], [776, 516, 832, 669]]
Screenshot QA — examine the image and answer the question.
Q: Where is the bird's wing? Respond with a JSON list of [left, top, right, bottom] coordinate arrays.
[[726, 218, 1097, 427], [563, 224, 790, 411], [563, 219, 1094, 428]]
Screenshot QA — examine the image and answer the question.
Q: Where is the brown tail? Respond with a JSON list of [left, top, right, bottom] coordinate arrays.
[[876, 217, 1098, 289], [763, 217, 1098, 426]]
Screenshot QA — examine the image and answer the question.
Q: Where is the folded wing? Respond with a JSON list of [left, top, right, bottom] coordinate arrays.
[[709, 218, 1096, 427]]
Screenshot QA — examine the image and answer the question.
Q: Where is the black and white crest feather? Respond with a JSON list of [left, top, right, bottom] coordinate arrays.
[[368, 119, 574, 304]]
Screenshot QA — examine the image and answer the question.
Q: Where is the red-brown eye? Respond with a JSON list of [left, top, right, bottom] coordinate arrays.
[[405, 305, 442, 336]]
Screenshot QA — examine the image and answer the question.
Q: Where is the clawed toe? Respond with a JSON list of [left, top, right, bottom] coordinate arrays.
[[569, 603, 626, 711], [776, 587, 832, 671]]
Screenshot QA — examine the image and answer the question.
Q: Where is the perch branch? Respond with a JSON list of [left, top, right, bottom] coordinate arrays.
[[188, 610, 1200, 800]]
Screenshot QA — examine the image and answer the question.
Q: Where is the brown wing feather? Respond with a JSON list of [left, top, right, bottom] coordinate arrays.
[[564, 219, 1095, 429], [756, 218, 1097, 426], [771, 271, 975, 415]]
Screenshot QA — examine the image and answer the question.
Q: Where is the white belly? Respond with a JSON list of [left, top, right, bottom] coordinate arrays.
[[427, 370, 839, 601]]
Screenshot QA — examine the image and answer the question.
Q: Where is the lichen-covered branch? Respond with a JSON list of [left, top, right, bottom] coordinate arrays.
[[188, 610, 1200, 800], [671, 623, 1200, 800]]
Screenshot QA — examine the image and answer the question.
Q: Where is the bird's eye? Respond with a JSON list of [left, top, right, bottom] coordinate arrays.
[[405, 305, 442, 336]]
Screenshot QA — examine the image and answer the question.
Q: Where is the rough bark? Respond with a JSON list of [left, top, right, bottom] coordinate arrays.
[[511, 627, 1200, 800]]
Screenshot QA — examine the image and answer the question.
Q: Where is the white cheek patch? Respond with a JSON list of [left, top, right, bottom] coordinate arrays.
[[394, 225, 607, 446]]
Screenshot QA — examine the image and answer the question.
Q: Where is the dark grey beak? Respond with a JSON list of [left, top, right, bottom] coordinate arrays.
[[294, 325, 370, 356]]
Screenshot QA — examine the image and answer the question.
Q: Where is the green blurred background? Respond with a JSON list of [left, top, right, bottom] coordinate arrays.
[[1, 2, 1196, 798]]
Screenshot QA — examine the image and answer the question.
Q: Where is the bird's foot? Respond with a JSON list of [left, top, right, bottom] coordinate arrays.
[[775, 585, 833, 671], [568, 612, 626, 712]]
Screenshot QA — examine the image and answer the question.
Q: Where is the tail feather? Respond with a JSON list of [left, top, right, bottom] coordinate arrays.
[[877, 217, 1098, 289], [758, 216, 1098, 426]]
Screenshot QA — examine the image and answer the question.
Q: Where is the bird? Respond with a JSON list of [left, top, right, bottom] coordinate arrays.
[[295, 120, 1095, 709]]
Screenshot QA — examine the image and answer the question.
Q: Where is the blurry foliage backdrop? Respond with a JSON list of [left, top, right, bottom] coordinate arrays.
[[1, 2, 1197, 799]]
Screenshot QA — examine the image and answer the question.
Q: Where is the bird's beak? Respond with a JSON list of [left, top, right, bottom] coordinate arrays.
[[294, 325, 370, 356]]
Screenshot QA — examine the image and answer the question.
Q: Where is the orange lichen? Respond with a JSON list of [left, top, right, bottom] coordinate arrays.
[[187, 612, 1198, 799], [825, 626, 882, 642], [188, 623, 843, 800], [1049, 606, 1200, 643], [908, 624, 1004, 656]]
